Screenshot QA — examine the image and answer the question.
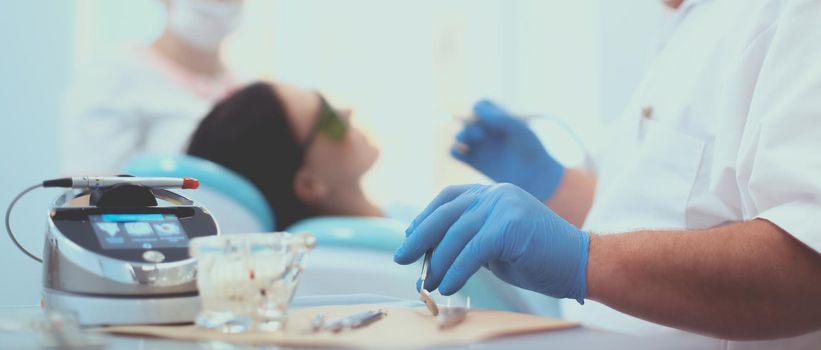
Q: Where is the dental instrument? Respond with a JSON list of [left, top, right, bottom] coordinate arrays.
[[5, 175, 218, 326], [419, 249, 440, 316], [315, 309, 387, 333]]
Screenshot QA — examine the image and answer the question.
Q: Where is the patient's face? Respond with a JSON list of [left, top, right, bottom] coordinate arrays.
[[273, 84, 379, 191]]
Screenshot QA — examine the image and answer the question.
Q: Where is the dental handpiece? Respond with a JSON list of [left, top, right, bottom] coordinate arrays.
[[453, 114, 543, 124], [42, 176, 199, 190]]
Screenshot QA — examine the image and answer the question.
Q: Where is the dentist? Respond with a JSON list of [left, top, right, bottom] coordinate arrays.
[[395, 0, 821, 348]]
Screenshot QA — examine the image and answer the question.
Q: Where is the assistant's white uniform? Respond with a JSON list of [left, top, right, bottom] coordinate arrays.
[[562, 0, 821, 348], [61, 46, 241, 175]]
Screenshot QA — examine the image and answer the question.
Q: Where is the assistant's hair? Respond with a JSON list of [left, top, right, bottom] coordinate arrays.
[[187, 81, 314, 230]]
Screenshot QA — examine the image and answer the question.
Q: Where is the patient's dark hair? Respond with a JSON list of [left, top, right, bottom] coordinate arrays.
[[187, 81, 314, 230]]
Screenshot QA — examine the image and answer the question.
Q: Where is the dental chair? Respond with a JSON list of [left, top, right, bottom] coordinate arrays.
[[123, 154, 560, 317], [124, 153, 275, 233]]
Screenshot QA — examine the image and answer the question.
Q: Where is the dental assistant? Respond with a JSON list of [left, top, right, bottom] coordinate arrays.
[[61, 0, 245, 175], [395, 0, 821, 348]]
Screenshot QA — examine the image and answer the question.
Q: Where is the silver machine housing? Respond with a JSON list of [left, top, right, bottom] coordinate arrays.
[[40, 189, 220, 326]]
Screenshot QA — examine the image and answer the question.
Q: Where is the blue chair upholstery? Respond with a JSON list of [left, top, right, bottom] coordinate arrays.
[[288, 217, 407, 252], [123, 153, 276, 231]]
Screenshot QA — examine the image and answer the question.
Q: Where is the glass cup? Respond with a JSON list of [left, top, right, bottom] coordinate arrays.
[[189, 232, 316, 333]]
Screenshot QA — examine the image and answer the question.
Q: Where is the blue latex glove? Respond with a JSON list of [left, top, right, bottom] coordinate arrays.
[[394, 183, 589, 304], [451, 100, 565, 202]]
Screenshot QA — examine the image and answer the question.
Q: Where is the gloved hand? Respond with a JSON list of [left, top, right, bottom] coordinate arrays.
[[451, 100, 565, 202], [394, 183, 589, 304]]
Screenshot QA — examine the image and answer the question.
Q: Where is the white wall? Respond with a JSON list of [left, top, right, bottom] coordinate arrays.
[[0, 1, 75, 306]]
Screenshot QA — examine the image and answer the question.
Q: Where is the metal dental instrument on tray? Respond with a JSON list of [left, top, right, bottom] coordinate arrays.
[[311, 309, 387, 333]]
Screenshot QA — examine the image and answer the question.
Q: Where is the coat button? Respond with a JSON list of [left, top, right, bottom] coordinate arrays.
[[641, 105, 653, 119]]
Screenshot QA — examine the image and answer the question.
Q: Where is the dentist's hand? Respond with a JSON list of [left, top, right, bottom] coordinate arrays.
[[452, 100, 564, 202], [394, 183, 590, 303]]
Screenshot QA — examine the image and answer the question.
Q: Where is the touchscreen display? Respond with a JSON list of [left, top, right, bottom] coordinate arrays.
[[90, 213, 189, 250]]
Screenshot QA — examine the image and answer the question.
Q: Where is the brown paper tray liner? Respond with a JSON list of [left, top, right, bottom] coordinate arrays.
[[100, 303, 578, 349]]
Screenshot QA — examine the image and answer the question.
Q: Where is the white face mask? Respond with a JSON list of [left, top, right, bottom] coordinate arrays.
[[168, 0, 243, 51]]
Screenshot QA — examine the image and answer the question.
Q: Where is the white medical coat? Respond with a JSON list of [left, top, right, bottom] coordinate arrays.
[[562, 0, 821, 348], [61, 47, 240, 175]]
